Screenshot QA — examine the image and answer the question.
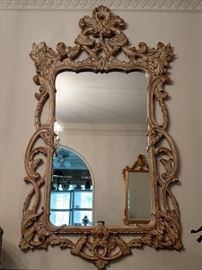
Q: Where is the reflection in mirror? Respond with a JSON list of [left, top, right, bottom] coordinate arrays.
[[50, 146, 93, 226], [123, 154, 151, 224], [54, 71, 148, 226], [128, 172, 150, 221], [55, 71, 147, 124]]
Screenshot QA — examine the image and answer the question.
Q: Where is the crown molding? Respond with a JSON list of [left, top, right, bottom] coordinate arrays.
[[60, 123, 146, 136], [0, 0, 201, 11]]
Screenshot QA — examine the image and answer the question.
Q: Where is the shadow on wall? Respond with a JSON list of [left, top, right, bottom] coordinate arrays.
[[1, 240, 26, 270], [0, 228, 2, 269]]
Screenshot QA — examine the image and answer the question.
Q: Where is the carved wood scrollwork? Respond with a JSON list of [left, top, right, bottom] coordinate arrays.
[[19, 5, 182, 269], [123, 154, 149, 174]]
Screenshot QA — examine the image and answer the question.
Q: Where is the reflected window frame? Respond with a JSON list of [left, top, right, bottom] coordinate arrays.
[[50, 190, 93, 226]]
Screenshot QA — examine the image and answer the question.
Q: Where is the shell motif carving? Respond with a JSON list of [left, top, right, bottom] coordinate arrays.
[[20, 5, 182, 269]]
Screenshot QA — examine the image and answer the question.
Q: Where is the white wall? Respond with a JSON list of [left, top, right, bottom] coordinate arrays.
[[0, 7, 202, 270]]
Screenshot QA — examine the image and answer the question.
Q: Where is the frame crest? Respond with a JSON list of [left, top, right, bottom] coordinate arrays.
[[20, 5, 182, 269]]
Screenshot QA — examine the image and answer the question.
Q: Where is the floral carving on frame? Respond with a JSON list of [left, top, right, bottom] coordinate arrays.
[[19, 5, 182, 269]]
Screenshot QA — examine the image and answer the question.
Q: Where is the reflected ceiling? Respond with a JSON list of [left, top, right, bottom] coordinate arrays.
[[55, 71, 147, 125]]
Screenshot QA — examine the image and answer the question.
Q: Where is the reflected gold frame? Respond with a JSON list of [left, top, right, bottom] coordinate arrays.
[[123, 154, 150, 225], [19, 5, 182, 269]]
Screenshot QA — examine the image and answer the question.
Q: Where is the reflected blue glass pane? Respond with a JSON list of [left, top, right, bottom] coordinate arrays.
[[50, 192, 70, 209], [73, 210, 92, 226], [50, 211, 70, 226], [74, 191, 92, 209]]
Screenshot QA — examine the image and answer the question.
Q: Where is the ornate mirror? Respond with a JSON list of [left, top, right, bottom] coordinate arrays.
[[20, 5, 182, 269]]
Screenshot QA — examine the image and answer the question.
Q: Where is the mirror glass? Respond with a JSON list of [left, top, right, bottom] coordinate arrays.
[[128, 172, 150, 221], [51, 71, 148, 226], [55, 71, 147, 124]]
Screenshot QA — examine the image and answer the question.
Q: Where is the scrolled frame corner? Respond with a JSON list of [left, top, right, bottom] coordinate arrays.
[[20, 5, 182, 269]]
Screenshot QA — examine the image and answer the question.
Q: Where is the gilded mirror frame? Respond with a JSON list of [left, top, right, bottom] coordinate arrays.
[[123, 154, 150, 225], [20, 5, 182, 269]]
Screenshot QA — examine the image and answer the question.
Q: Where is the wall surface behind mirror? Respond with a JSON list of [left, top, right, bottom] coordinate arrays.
[[0, 4, 202, 270]]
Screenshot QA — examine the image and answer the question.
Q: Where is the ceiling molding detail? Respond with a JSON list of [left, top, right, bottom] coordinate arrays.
[[0, 0, 201, 11], [60, 123, 146, 136]]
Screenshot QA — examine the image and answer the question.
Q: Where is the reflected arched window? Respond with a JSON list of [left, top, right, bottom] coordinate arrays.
[[50, 146, 93, 226]]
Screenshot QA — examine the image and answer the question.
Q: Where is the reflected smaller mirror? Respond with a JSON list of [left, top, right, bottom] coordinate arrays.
[[50, 146, 93, 227], [123, 154, 151, 224]]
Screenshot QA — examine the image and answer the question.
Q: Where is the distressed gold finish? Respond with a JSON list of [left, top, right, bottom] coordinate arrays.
[[19, 5, 182, 269], [123, 154, 149, 174]]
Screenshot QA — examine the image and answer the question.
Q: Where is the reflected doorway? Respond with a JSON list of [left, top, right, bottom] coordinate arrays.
[[50, 146, 93, 226]]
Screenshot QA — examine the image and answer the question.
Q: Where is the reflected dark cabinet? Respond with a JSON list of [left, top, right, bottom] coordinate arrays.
[[0, 227, 3, 269]]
